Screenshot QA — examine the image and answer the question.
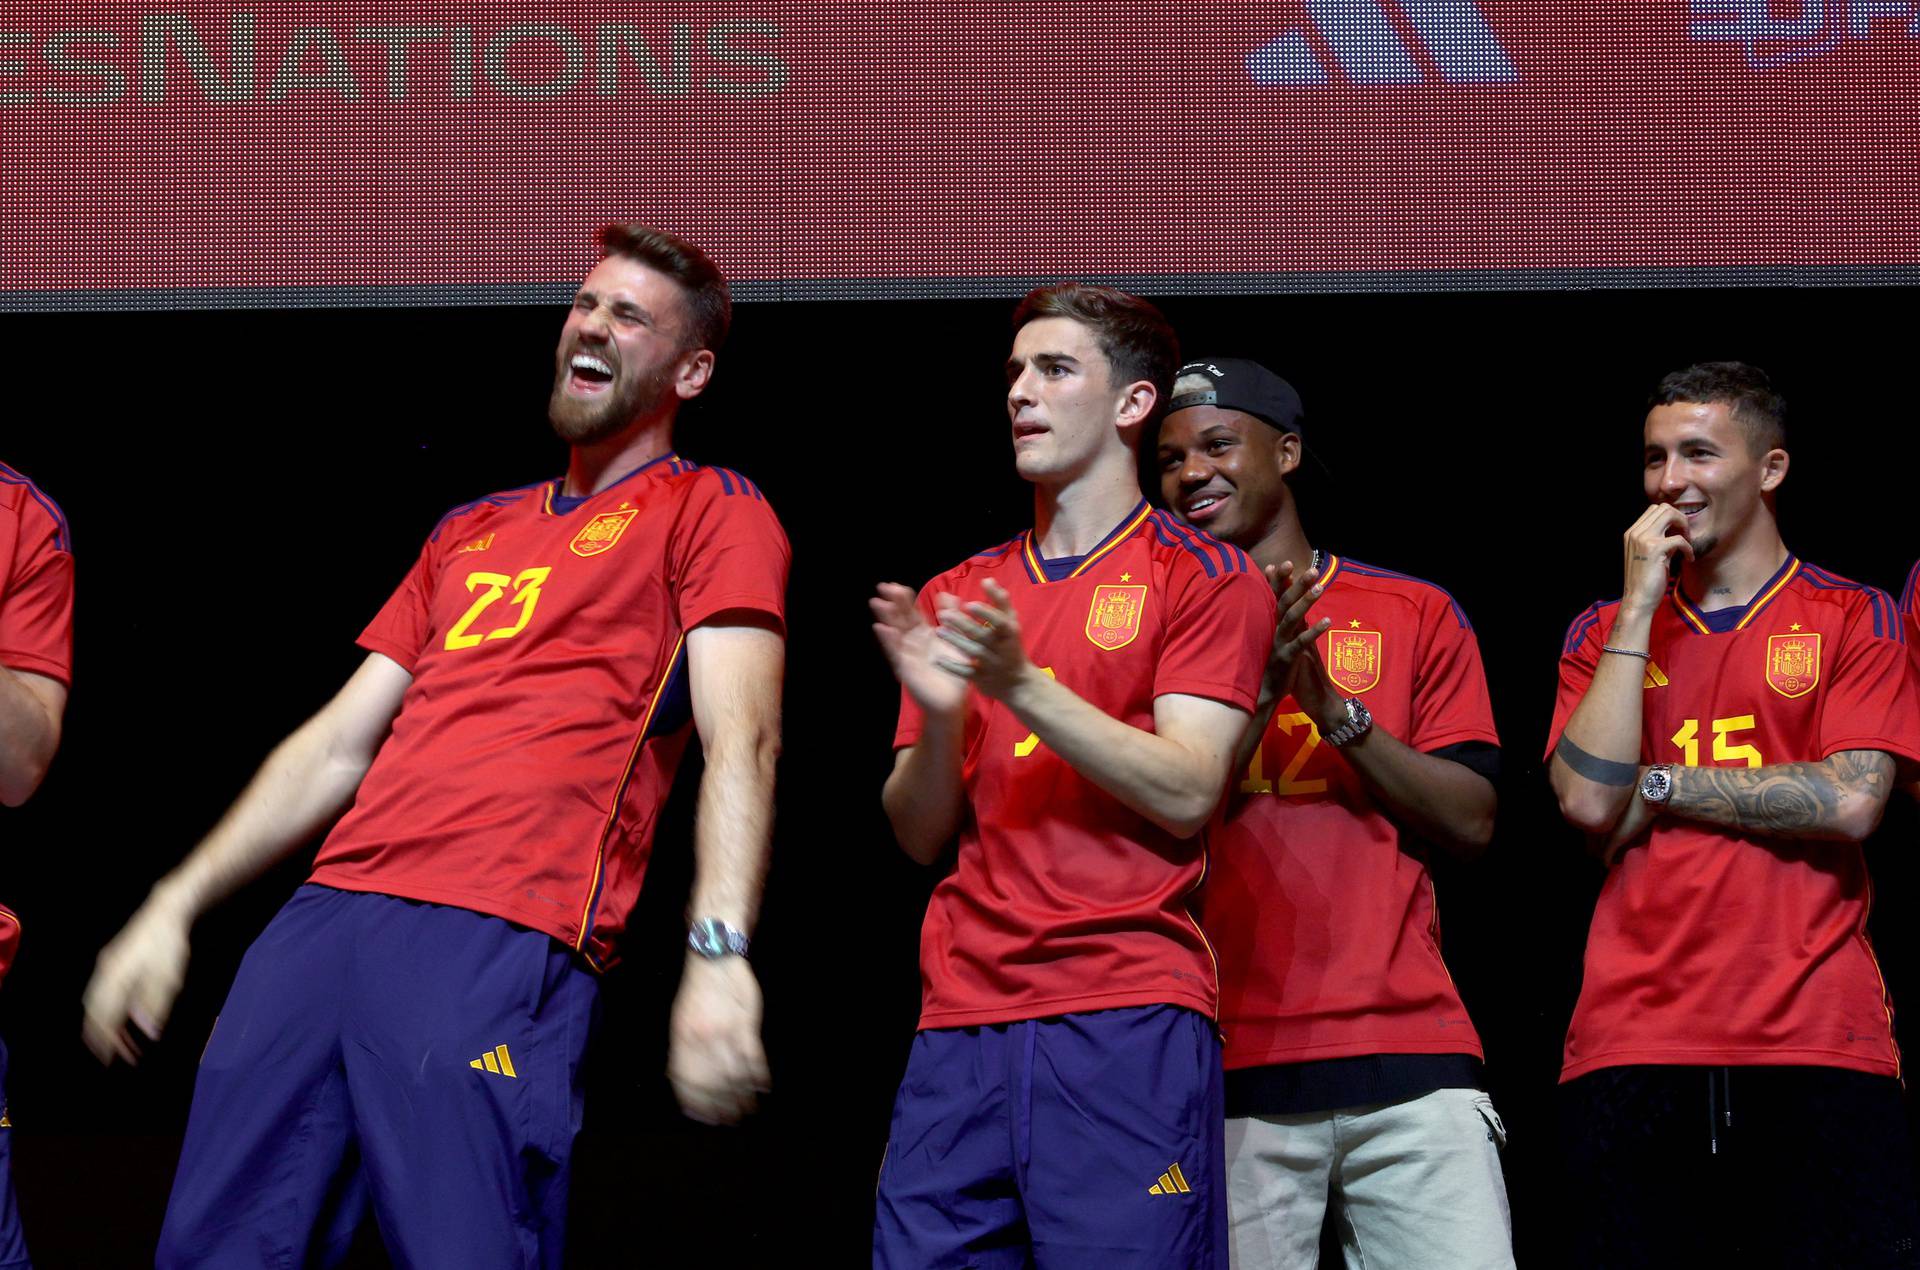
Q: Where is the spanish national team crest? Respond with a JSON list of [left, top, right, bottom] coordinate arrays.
[[569, 509, 639, 558], [1324, 628, 1383, 694], [1085, 585, 1147, 651], [1765, 632, 1822, 699]]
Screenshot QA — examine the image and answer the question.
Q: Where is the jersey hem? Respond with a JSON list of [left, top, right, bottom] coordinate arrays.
[[304, 872, 580, 953], [355, 634, 420, 675], [1412, 725, 1501, 754], [0, 651, 69, 685], [918, 985, 1215, 1030], [1224, 1037, 1485, 1070], [1154, 677, 1258, 713], [1560, 1046, 1901, 1082], [1820, 735, 1920, 766], [681, 592, 786, 635]]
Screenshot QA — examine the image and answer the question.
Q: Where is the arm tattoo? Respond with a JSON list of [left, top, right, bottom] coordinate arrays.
[[1554, 737, 1639, 787], [1668, 750, 1895, 839]]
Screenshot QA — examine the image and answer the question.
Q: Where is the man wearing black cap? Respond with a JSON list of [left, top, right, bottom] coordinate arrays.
[[1157, 360, 1513, 1268]]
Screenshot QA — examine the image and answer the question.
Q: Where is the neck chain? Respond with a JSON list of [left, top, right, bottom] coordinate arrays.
[[1310, 548, 1322, 574]]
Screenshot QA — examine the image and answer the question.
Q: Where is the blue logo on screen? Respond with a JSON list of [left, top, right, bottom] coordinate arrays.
[[1689, 0, 1920, 69], [1247, 0, 1518, 86]]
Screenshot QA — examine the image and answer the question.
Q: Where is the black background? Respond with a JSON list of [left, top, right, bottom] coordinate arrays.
[[1, 288, 1916, 1265]]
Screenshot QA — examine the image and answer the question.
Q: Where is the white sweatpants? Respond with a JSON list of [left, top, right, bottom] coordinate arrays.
[[1224, 1087, 1514, 1270]]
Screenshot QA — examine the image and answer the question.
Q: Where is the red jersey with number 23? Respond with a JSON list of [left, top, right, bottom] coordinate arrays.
[[1548, 557, 1920, 1080], [0, 463, 73, 984], [895, 502, 1277, 1030], [1206, 556, 1499, 1069], [310, 455, 789, 971]]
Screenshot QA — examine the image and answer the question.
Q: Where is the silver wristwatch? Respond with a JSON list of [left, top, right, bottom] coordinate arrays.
[[687, 917, 751, 960], [1640, 763, 1674, 806], [1322, 697, 1374, 748]]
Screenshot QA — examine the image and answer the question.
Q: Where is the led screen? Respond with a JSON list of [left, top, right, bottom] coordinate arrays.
[[3, 1, 1917, 307]]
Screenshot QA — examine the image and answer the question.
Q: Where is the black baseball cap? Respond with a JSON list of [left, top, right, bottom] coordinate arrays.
[[1167, 358, 1305, 439]]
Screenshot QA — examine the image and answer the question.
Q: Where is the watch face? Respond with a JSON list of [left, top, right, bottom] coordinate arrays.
[[689, 921, 724, 957]]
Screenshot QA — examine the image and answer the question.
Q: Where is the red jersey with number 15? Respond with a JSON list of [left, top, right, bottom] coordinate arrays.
[[1206, 556, 1499, 1070], [1548, 557, 1920, 1080], [310, 455, 789, 971], [895, 502, 1277, 1030]]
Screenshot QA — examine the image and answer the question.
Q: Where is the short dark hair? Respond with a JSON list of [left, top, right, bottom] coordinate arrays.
[[1649, 361, 1786, 454], [1011, 284, 1181, 419], [596, 224, 731, 354]]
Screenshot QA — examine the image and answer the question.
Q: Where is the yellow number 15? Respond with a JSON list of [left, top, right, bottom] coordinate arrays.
[[445, 567, 552, 651], [1670, 715, 1764, 768]]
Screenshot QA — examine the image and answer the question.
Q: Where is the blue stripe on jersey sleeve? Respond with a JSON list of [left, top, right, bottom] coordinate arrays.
[[1146, 512, 1217, 578], [1339, 559, 1472, 628], [1563, 601, 1606, 656], [426, 483, 543, 542], [1799, 566, 1900, 641], [0, 464, 71, 553]]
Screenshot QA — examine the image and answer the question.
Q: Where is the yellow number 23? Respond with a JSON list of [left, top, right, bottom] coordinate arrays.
[[445, 567, 553, 651]]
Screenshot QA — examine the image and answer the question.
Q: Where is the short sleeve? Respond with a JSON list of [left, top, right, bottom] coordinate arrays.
[[1409, 594, 1500, 752], [1817, 590, 1920, 765], [1544, 602, 1609, 760], [1153, 565, 1276, 713], [892, 584, 942, 750], [357, 534, 439, 673], [669, 472, 791, 634], [0, 491, 75, 686]]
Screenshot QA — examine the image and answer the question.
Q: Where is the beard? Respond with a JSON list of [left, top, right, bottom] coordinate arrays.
[[548, 355, 677, 446]]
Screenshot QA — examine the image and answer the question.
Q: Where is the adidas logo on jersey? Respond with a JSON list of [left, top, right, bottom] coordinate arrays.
[[1148, 1162, 1193, 1195], [469, 1044, 518, 1077], [1643, 661, 1669, 689]]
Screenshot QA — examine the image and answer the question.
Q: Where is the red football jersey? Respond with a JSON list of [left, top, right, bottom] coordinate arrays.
[[310, 456, 789, 971], [1548, 557, 1920, 1080], [0, 462, 73, 687], [894, 503, 1277, 1029], [0, 462, 72, 984], [1206, 556, 1499, 1070]]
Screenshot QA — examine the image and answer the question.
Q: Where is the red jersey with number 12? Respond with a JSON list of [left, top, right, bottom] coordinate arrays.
[[1206, 556, 1498, 1069], [895, 503, 1277, 1029], [1548, 557, 1920, 1080], [310, 456, 789, 971]]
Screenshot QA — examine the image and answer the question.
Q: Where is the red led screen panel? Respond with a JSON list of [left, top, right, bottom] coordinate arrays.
[[3, 1, 1918, 307]]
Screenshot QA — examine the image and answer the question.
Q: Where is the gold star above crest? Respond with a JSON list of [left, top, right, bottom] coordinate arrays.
[[1349, 619, 1363, 628], [1790, 623, 1803, 632], [1119, 572, 1132, 583]]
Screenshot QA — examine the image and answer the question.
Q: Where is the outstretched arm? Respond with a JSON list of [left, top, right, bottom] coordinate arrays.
[[668, 619, 783, 1125], [81, 651, 412, 1064]]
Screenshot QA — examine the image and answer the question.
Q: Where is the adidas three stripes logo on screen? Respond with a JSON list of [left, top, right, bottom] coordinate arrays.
[[1249, 0, 1517, 86]]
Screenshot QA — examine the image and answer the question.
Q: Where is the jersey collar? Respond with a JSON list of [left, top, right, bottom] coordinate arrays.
[[543, 452, 680, 516], [1018, 500, 1151, 585], [1672, 553, 1800, 635]]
